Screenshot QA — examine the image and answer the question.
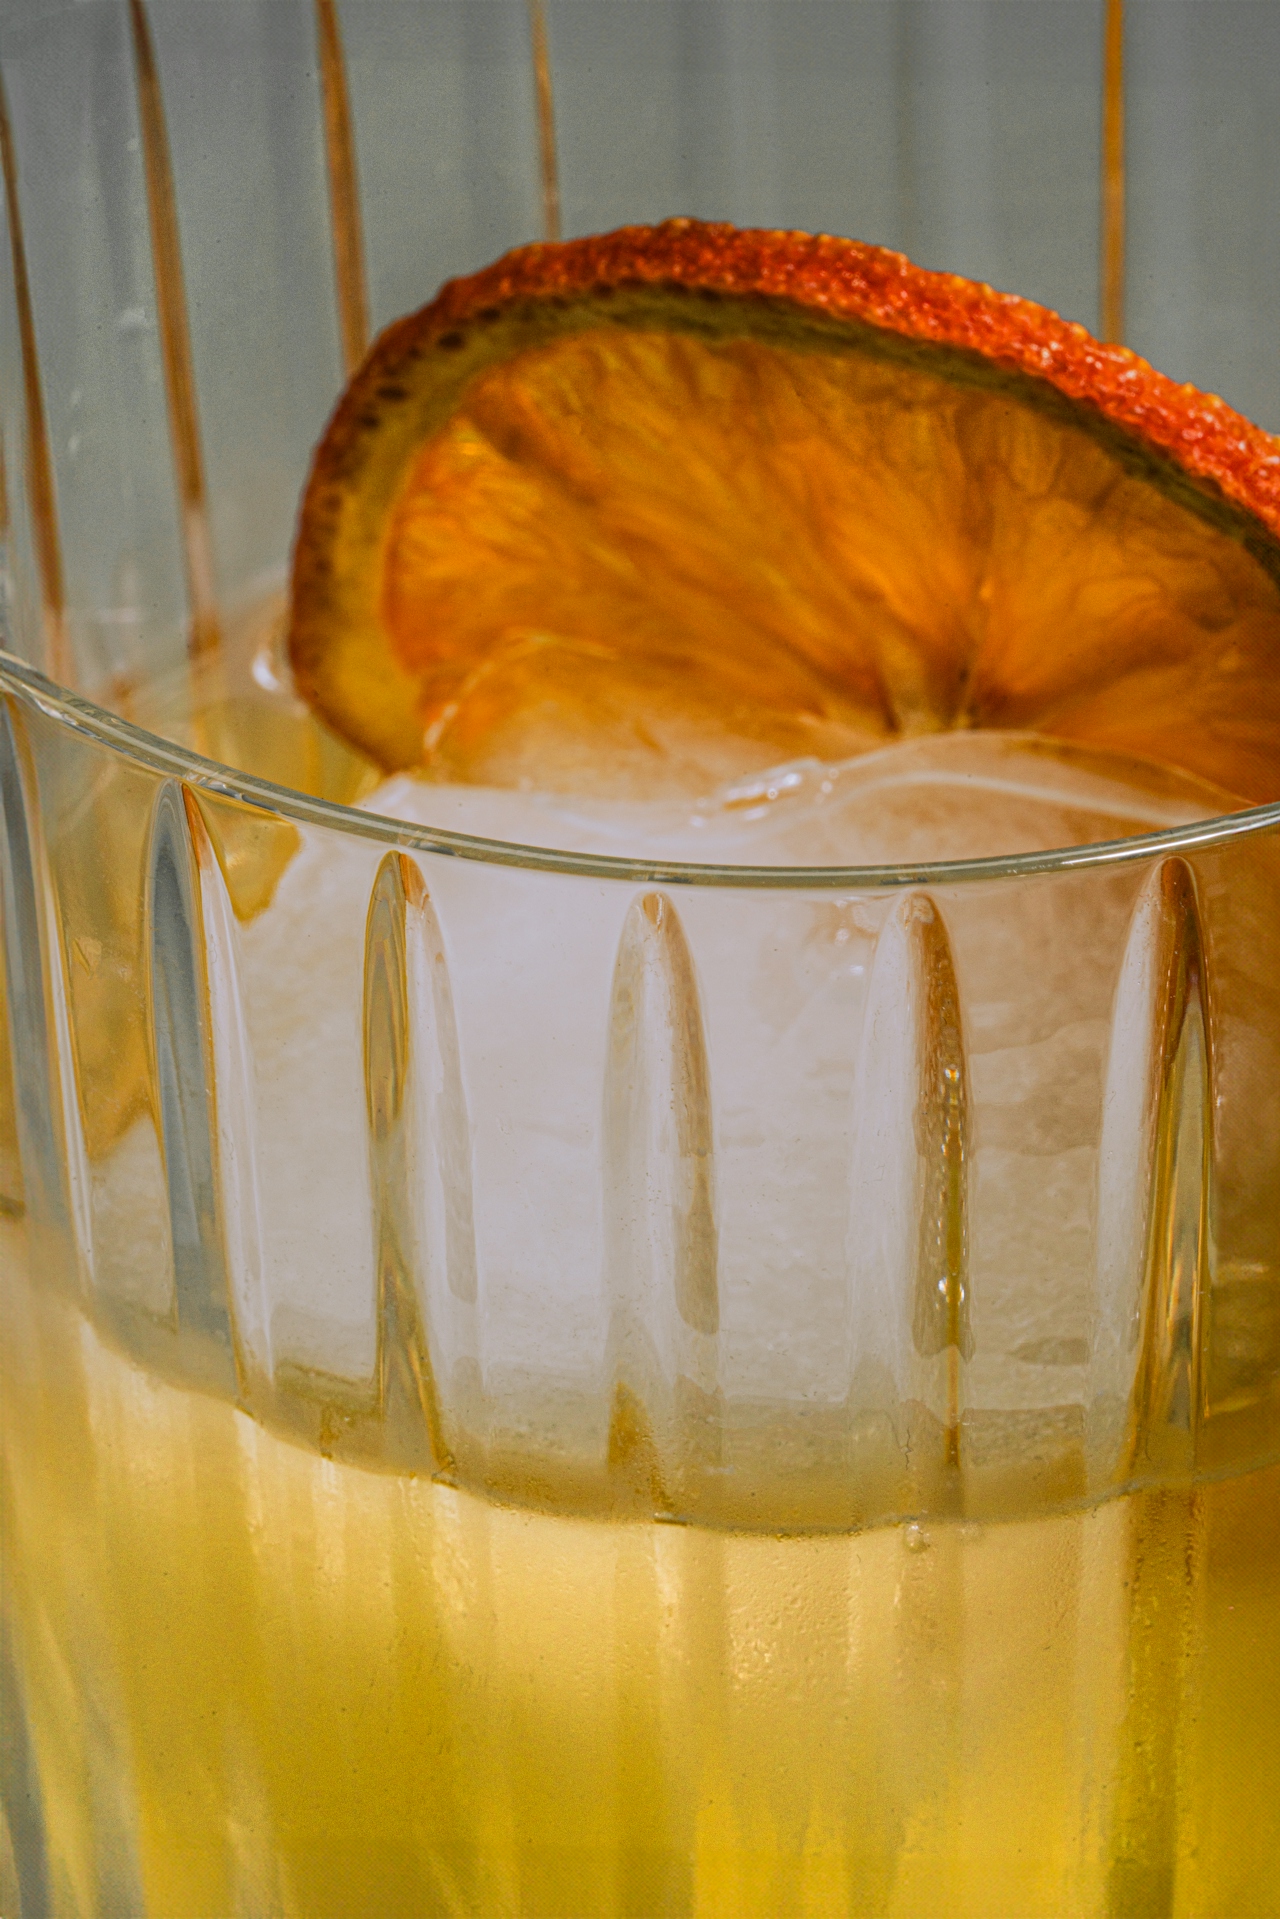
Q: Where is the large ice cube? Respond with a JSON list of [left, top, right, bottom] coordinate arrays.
[[371, 728, 1238, 866], [150, 723, 1254, 1516]]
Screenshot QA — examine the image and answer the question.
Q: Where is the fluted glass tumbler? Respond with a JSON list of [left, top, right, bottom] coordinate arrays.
[[3, 6, 1279, 1917]]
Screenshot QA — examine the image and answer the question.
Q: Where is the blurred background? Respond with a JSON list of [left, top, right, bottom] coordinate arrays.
[[2, 0, 1278, 697]]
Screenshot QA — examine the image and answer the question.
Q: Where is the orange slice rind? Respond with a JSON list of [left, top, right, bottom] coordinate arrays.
[[288, 220, 1280, 802]]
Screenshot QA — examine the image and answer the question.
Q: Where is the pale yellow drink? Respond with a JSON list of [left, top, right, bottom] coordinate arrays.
[[4, 1236, 1278, 1919]]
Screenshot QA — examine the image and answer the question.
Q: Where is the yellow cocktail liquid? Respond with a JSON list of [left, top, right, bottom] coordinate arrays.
[[3, 1238, 1277, 1919]]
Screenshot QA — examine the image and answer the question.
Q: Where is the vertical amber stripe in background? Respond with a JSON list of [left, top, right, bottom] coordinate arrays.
[[314, 0, 370, 379], [1101, 0, 1126, 343], [0, 74, 71, 686], [527, 0, 562, 243], [127, 0, 222, 668]]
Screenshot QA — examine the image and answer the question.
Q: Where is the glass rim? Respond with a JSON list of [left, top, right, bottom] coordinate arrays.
[[4, 647, 1278, 891]]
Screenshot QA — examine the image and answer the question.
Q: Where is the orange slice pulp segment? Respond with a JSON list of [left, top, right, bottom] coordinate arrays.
[[288, 221, 1280, 804]]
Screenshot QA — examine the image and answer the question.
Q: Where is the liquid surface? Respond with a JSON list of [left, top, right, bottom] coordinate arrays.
[[3, 1248, 1278, 1919]]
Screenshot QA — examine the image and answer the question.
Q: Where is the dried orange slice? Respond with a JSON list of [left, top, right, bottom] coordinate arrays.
[[288, 220, 1280, 801]]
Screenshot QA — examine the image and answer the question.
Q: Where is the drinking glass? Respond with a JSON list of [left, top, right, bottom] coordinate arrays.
[[2, 5, 1278, 1915]]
